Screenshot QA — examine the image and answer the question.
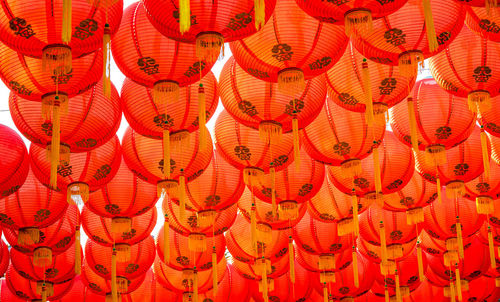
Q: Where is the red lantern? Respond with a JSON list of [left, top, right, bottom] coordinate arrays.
[[430, 25, 500, 113], [142, 0, 277, 61], [480, 95, 500, 138], [30, 135, 121, 203], [389, 78, 477, 155], [0, 279, 25, 302], [295, 244, 353, 273], [415, 126, 487, 198], [463, 157, 500, 215], [0, 239, 9, 278], [420, 230, 475, 258], [400, 280, 447, 302], [3, 205, 80, 268], [302, 93, 386, 168], [0, 124, 29, 199], [197, 264, 250, 302], [232, 255, 289, 282], [466, 276, 498, 301], [81, 206, 157, 248], [5, 265, 74, 301], [85, 158, 158, 228], [186, 151, 245, 212], [328, 131, 415, 199], [357, 237, 417, 267], [465, 7, 500, 42], [9, 80, 121, 153], [325, 41, 415, 117], [353, 0, 465, 77], [111, 2, 216, 98], [230, 0, 348, 93], [0, 170, 68, 245]]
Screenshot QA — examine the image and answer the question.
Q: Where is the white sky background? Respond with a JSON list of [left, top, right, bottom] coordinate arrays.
[[0, 0, 432, 246]]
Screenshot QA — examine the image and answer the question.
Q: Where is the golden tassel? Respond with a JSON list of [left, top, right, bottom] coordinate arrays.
[[292, 118, 300, 171], [323, 283, 329, 302], [254, 0, 265, 30], [496, 277, 500, 288], [154, 81, 179, 104], [179, 0, 191, 34], [344, 9, 373, 36], [380, 221, 388, 264], [384, 284, 390, 302], [455, 264, 462, 301], [277, 68, 305, 95], [163, 129, 171, 179], [480, 127, 490, 180], [352, 246, 359, 288], [251, 203, 257, 254], [193, 268, 199, 302], [352, 191, 359, 236], [196, 33, 224, 63], [456, 218, 464, 259], [395, 271, 402, 302], [361, 59, 375, 126], [270, 166, 277, 218], [407, 97, 419, 151], [373, 143, 382, 194], [262, 258, 268, 302], [417, 241, 425, 282], [164, 215, 170, 264], [406, 207, 424, 225], [259, 121, 283, 145], [212, 247, 218, 294], [489, 227, 497, 269], [188, 233, 207, 252], [398, 51, 424, 78], [468, 91, 491, 113], [422, 0, 438, 52], [476, 196, 494, 214], [42, 284, 48, 302], [18, 227, 40, 245], [198, 84, 207, 150], [50, 100, 61, 190], [33, 247, 52, 267], [437, 176, 442, 204], [288, 236, 295, 283], [341, 159, 362, 178], [75, 226, 81, 274], [103, 24, 111, 98], [179, 172, 186, 221], [62, 0, 72, 43], [449, 280, 456, 302], [486, 0, 498, 14], [111, 249, 118, 302]]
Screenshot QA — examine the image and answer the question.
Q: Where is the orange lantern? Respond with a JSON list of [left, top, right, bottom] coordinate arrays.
[[353, 0, 465, 77], [0, 239, 8, 278], [480, 94, 500, 138], [230, 0, 348, 93], [295, 244, 353, 273], [465, 7, 500, 42], [430, 25, 500, 113], [0, 124, 29, 199], [463, 157, 500, 214]]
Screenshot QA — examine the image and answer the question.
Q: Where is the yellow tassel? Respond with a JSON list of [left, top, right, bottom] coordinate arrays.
[[41, 284, 48, 302], [319, 255, 335, 271], [254, 0, 265, 30], [62, 0, 72, 43], [481, 127, 490, 180], [163, 129, 171, 179], [243, 167, 265, 186], [288, 236, 295, 283], [259, 121, 283, 145], [425, 145, 447, 166], [351, 191, 359, 236], [277, 68, 305, 95], [489, 227, 497, 269], [373, 144, 382, 194], [361, 59, 375, 126], [18, 227, 40, 245], [278, 201, 299, 220], [437, 176, 442, 204], [164, 215, 170, 264], [50, 99, 61, 190], [398, 51, 424, 78], [251, 203, 257, 254], [340, 159, 362, 178], [111, 249, 117, 302], [476, 196, 494, 214], [179, 0, 191, 34], [395, 271, 402, 302], [344, 9, 373, 36], [75, 226, 81, 274], [157, 179, 178, 198], [270, 166, 277, 218], [486, 0, 498, 14], [198, 84, 207, 150], [33, 247, 52, 267], [212, 247, 218, 294], [417, 242, 425, 282], [196, 33, 224, 63], [197, 210, 217, 228], [407, 97, 419, 151], [338, 218, 355, 236], [496, 277, 500, 287], [323, 283, 329, 302], [262, 258, 269, 302], [406, 207, 424, 225], [456, 218, 464, 259], [380, 221, 388, 264], [179, 172, 186, 221], [115, 244, 131, 263], [42, 45, 72, 76], [193, 269, 199, 302], [468, 91, 491, 113], [292, 118, 300, 171], [449, 281, 456, 302], [37, 282, 54, 296], [384, 284, 390, 302], [103, 24, 111, 99], [352, 247, 359, 288], [154, 81, 180, 104], [422, 0, 438, 52], [455, 264, 462, 301]]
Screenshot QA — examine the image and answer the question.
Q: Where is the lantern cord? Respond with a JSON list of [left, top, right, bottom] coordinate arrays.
[[292, 116, 300, 171], [75, 226, 81, 274], [111, 248, 118, 302], [288, 235, 295, 283], [361, 59, 374, 126], [407, 97, 419, 151], [164, 214, 170, 263], [212, 223, 218, 296], [198, 84, 207, 149]]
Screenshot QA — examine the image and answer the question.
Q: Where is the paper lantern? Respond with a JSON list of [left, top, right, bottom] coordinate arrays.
[[85, 159, 158, 228], [357, 237, 416, 265], [9, 80, 121, 153], [142, 0, 277, 61], [3, 205, 80, 268], [295, 245, 353, 273], [430, 25, 500, 113], [0, 124, 29, 199], [389, 78, 477, 156], [325, 41, 415, 118], [463, 157, 500, 214], [197, 264, 250, 302], [81, 206, 157, 248], [302, 93, 386, 169], [353, 0, 465, 77], [0, 170, 68, 245], [112, 2, 216, 100], [0, 279, 26, 302], [232, 254, 289, 281], [419, 230, 474, 258], [230, 0, 348, 93], [0, 239, 9, 278], [328, 131, 415, 199], [465, 7, 500, 42], [466, 276, 498, 301], [30, 135, 121, 203], [5, 266, 74, 301], [415, 126, 487, 198], [479, 94, 500, 139]]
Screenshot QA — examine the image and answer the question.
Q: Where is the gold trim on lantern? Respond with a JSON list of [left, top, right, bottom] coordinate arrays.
[[344, 8, 373, 36], [157, 179, 179, 198], [259, 120, 283, 145], [406, 207, 424, 225], [445, 180, 465, 198], [318, 254, 336, 270], [67, 182, 89, 204], [114, 243, 131, 262], [111, 217, 132, 234], [196, 32, 224, 63], [153, 80, 180, 104], [18, 227, 40, 245], [340, 159, 362, 178], [197, 210, 217, 228], [243, 167, 265, 186], [398, 51, 424, 78], [277, 67, 305, 95], [256, 222, 272, 244], [42, 44, 72, 76], [33, 247, 53, 267], [468, 90, 491, 113], [278, 200, 299, 220], [188, 233, 207, 252]]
